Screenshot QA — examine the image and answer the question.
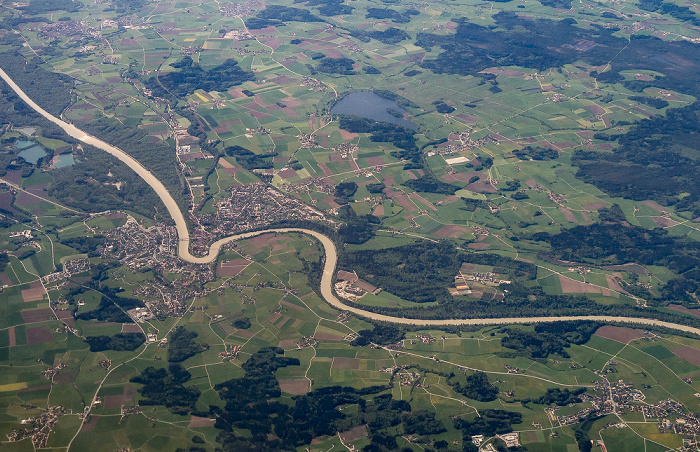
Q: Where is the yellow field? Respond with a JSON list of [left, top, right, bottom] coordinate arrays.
[[0, 382, 28, 392]]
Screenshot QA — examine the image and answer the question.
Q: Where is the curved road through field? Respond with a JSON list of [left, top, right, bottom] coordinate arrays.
[[3, 67, 700, 334]]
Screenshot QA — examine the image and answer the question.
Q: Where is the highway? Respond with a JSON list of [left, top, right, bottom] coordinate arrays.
[[3, 67, 700, 334]]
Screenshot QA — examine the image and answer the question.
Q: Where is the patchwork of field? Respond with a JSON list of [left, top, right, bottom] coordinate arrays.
[[2, 0, 700, 449]]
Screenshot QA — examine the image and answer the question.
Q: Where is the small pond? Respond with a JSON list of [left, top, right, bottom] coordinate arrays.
[[53, 153, 75, 168], [330, 91, 417, 130], [14, 140, 35, 150]]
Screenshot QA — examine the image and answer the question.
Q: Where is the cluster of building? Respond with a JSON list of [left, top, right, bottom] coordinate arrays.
[[298, 133, 318, 149], [7, 405, 66, 448], [398, 371, 422, 386], [203, 182, 327, 239], [219, 344, 242, 360], [42, 258, 90, 285], [427, 131, 496, 156], [40, 19, 100, 40], [331, 143, 358, 159], [301, 77, 327, 91], [126, 307, 153, 323], [220, 0, 261, 17], [296, 336, 318, 349], [413, 334, 436, 344], [41, 363, 67, 381], [283, 177, 335, 197], [462, 271, 511, 286], [549, 192, 566, 204]]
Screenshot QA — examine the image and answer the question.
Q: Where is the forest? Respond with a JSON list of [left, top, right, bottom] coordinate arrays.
[[225, 145, 276, 171], [0, 51, 73, 117], [416, 12, 700, 98], [336, 205, 378, 244], [512, 146, 559, 161], [214, 347, 454, 451], [294, 0, 354, 16], [447, 371, 499, 402], [80, 118, 185, 212], [638, 0, 700, 26], [352, 27, 410, 45], [573, 102, 700, 216], [365, 7, 418, 23], [346, 241, 463, 303], [75, 287, 144, 324], [337, 116, 417, 155], [49, 144, 168, 218], [245, 5, 323, 29], [403, 174, 459, 195], [23, 0, 82, 15], [167, 326, 209, 363], [144, 57, 254, 99], [454, 409, 523, 440], [499, 321, 602, 359], [85, 333, 145, 352], [531, 215, 700, 303], [346, 242, 537, 304], [316, 57, 357, 75], [131, 364, 203, 415]]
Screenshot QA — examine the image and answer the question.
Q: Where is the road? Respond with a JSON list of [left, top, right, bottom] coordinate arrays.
[[3, 67, 700, 334]]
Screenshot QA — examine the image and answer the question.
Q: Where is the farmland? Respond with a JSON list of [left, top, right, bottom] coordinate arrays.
[[1, 0, 700, 449]]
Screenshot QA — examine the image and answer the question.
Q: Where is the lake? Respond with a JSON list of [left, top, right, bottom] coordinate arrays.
[[330, 91, 416, 130], [17, 145, 46, 165]]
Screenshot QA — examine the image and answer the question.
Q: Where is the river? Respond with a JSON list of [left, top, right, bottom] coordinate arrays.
[[3, 67, 700, 334]]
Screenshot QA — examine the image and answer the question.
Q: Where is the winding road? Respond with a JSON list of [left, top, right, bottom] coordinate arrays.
[[4, 67, 700, 334]]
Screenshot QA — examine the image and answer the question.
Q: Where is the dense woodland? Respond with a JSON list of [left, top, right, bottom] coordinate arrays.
[[144, 57, 254, 99], [49, 144, 168, 218], [416, 12, 700, 98], [447, 371, 499, 402], [131, 364, 203, 415], [245, 5, 323, 29], [513, 146, 559, 161], [316, 57, 357, 75], [167, 326, 209, 362], [531, 214, 700, 303], [75, 287, 144, 324], [24, 0, 81, 14], [0, 52, 73, 117], [403, 174, 459, 195], [365, 7, 418, 23], [352, 27, 410, 45], [346, 241, 464, 303], [638, 0, 700, 26], [214, 347, 454, 451], [337, 115, 418, 158], [499, 321, 602, 359], [574, 102, 700, 216], [294, 0, 354, 16], [346, 242, 536, 304], [85, 333, 145, 352], [336, 204, 378, 244], [225, 145, 276, 171]]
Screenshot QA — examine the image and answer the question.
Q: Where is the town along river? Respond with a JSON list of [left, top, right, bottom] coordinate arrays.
[[330, 91, 417, 130]]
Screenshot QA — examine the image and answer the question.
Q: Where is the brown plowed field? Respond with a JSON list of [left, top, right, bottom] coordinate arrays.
[[278, 378, 310, 395], [594, 325, 645, 343], [26, 327, 53, 345], [332, 357, 360, 369], [671, 346, 700, 365], [434, 225, 469, 238]]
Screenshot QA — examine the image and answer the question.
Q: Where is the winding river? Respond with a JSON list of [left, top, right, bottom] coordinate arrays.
[[3, 67, 700, 334]]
